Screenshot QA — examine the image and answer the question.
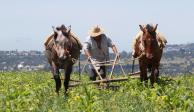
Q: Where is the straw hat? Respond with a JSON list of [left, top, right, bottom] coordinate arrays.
[[89, 26, 104, 37]]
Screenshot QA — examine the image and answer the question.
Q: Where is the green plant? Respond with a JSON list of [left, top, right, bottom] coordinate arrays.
[[0, 72, 193, 112]]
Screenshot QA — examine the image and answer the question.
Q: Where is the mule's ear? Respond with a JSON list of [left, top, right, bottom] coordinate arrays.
[[139, 25, 145, 32], [52, 26, 56, 32], [68, 25, 71, 30], [52, 26, 58, 33], [153, 24, 158, 32], [67, 25, 71, 34]]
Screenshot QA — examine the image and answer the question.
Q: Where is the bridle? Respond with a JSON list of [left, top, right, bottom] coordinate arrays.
[[53, 30, 72, 58], [136, 30, 157, 59]]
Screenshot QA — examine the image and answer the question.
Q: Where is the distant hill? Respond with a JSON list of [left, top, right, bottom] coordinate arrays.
[[0, 43, 194, 75]]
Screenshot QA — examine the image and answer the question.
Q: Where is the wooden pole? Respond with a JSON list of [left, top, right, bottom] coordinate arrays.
[[128, 71, 140, 76], [69, 77, 129, 87], [109, 55, 118, 79], [69, 76, 140, 87]]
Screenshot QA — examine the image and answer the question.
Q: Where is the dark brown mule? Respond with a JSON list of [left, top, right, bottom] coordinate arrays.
[[45, 25, 82, 95], [134, 24, 164, 85]]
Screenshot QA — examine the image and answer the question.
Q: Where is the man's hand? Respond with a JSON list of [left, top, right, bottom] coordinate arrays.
[[112, 45, 120, 59], [88, 56, 96, 65], [87, 56, 92, 62]]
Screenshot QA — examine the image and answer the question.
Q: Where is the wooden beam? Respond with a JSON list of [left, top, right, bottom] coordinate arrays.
[[51, 77, 81, 82], [69, 77, 129, 87], [128, 71, 140, 76]]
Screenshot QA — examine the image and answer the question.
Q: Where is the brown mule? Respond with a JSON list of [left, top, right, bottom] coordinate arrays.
[[45, 25, 82, 95], [133, 24, 165, 85]]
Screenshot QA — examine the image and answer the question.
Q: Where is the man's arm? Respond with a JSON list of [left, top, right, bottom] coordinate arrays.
[[84, 50, 92, 59], [83, 42, 92, 61], [106, 36, 119, 57]]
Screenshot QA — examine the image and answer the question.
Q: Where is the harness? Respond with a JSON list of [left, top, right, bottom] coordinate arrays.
[[61, 36, 78, 64]]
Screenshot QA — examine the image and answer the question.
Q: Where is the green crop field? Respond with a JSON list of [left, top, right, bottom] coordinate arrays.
[[0, 71, 194, 112]]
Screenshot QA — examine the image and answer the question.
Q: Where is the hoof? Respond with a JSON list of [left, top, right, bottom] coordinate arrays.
[[55, 90, 59, 96], [64, 93, 69, 100]]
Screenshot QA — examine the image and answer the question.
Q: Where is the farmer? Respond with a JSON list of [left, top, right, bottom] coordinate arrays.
[[83, 25, 119, 81], [132, 23, 167, 58]]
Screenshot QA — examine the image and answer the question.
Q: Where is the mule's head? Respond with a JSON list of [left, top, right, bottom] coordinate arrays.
[[53, 25, 71, 60], [139, 24, 158, 59]]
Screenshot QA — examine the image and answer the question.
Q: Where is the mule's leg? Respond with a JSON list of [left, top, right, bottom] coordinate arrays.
[[156, 68, 159, 82], [51, 62, 61, 95], [156, 64, 160, 82], [64, 65, 73, 94], [139, 60, 143, 82], [139, 60, 148, 83], [150, 67, 159, 85], [155, 67, 159, 82]]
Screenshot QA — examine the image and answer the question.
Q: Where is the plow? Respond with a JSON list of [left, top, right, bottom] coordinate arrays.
[[66, 55, 139, 87], [52, 55, 140, 87]]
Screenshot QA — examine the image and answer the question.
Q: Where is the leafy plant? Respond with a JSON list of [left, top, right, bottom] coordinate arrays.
[[0, 72, 193, 112]]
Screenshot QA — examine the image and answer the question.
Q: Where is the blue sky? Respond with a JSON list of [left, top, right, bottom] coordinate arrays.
[[0, 0, 194, 51]]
